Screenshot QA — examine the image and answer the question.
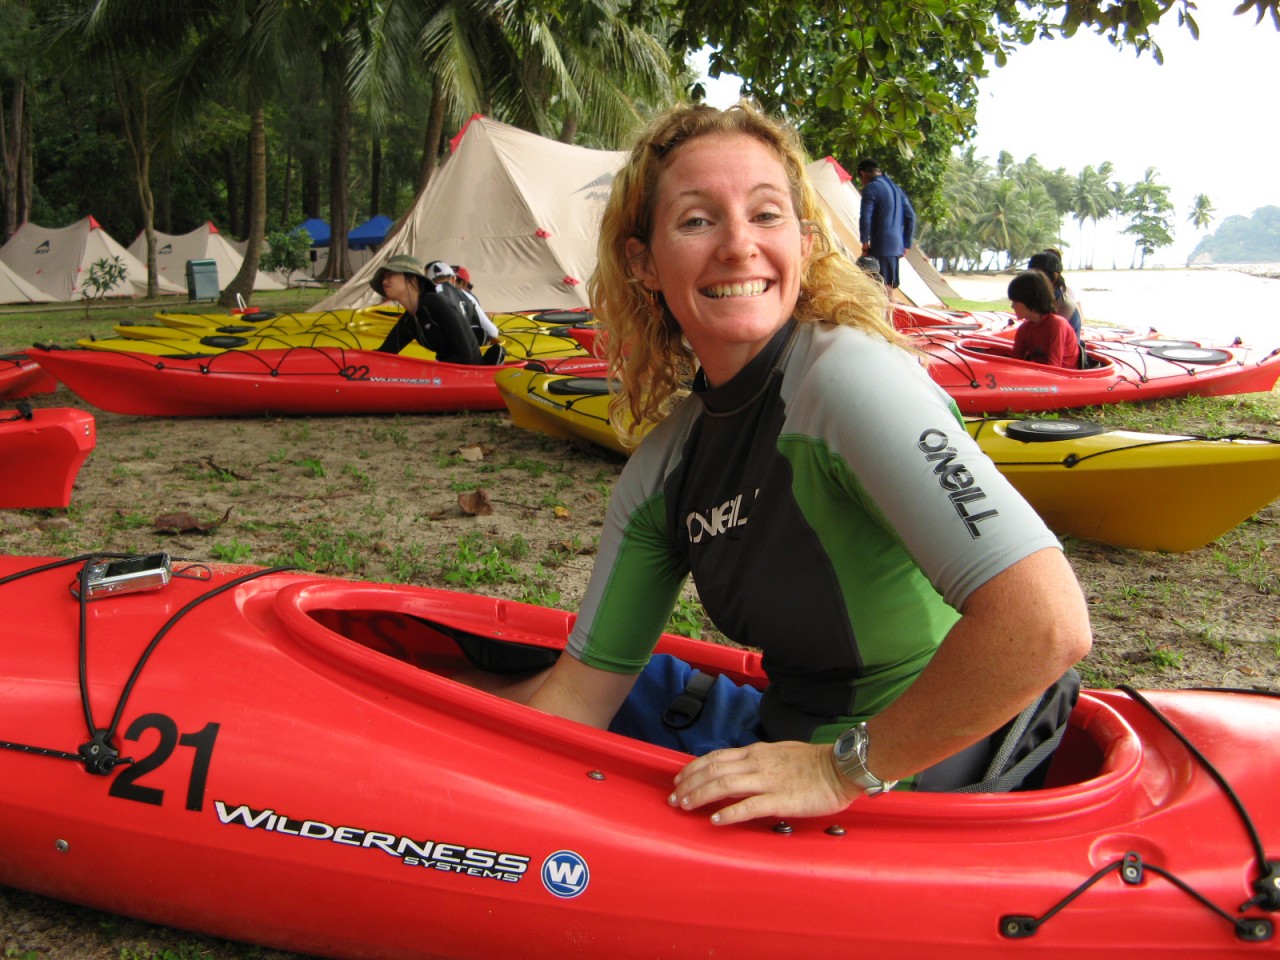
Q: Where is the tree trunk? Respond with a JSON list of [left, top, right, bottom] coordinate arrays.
[[321, 50, 352, 281], [0, 77, 24, 241], [242, 135, 253, 241], [220, 100, 268, 306], [415, 88, 446, 195], [225, 141, 241, 235], [558, 115, 578, 144], [281, 144, 293, 225], [370, 137, 381, 218], [19, 104, 31, 228], [302, 155, 321, 218], [113, 67, 159, 299]]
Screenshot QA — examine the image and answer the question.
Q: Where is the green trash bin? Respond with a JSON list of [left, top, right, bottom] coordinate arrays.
[[186, 259, 219, 302]]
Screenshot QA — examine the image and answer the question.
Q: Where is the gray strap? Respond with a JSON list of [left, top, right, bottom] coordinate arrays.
[[953, 692, 1066, 794]]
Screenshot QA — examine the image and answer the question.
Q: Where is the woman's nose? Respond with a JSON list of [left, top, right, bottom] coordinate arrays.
[[718, 216, 757, 261]]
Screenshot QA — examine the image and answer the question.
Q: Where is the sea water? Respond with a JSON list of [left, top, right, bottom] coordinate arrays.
[[946, 266, 1280, 353]]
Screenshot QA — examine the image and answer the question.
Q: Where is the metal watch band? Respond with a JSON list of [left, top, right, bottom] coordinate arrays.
[[833, 722, 898, 797]]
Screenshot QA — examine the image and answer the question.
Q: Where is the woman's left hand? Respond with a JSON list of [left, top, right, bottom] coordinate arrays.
[[669, 740, 860, 826]]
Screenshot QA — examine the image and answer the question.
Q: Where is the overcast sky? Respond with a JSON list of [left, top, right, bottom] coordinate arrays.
[[698, 7, 1279, 267], [971, 5, 1279, 265]]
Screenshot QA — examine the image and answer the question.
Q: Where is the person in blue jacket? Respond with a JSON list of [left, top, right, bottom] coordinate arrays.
[[857, 158, 916, 291]]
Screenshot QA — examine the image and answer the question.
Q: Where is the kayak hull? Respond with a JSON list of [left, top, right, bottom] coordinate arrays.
[[29, 346, 605, 417], [83, 326, 586, 365], [968, 419, 1280, 551], [0, 554, 1275, 959], [919, 332, 1280, 413], [0, 408, 96, 507], [495, 367, 1280, 551], [0, 353, 59, 400]]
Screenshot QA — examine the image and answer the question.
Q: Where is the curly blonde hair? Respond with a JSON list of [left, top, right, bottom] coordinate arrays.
[[589, 99, 904, 442]]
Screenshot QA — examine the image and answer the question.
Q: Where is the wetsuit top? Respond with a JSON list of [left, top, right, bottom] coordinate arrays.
[[376, 290, 481, 364], [566, 319, 1060, 743], [437, 282, 498, 344]]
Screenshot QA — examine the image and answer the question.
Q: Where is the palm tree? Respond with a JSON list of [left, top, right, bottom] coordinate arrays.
[[972, 178, 1059, 269], [1188, 192, 1215, 231], [1069, 165, 1114, 270], [167, 0, 314, 306], [0, 0, 39, 241], [1122, 167, 1174, 269], [40, 2, 200, 297], [920, 148, 987, 272], [506, 0, 676, 146]]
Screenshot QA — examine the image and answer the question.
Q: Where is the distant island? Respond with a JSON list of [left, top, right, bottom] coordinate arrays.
[[1188, 205, 1280, 265]]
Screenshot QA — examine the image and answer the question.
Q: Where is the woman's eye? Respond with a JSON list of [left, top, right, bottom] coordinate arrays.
[[680, 216, 709, 229]]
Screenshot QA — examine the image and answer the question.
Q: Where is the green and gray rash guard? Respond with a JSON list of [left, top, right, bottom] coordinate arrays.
[[567, 319, 1061, 743]]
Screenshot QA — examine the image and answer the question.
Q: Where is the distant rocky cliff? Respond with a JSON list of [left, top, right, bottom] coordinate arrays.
[[1188, 205, 1280, 265]]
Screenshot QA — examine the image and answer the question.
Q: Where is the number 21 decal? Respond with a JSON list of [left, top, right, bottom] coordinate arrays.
[[108, 713, 219, 812]]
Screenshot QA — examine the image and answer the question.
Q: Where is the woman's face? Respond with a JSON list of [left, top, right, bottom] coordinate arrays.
[[627, 131, 812, 385], [381, 271, 416, 307]]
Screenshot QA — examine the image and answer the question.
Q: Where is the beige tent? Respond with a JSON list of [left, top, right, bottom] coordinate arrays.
[[807, 156, 956, 306], [0, 216, 184, 301], [317, 116, 952, 314], [316, 116, 625, 313], [0, 257, 57, 304], [128, 221, 286, 293]]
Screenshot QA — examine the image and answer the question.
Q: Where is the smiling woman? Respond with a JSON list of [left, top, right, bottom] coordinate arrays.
[[624, 131, 812, 386], [504, 100, 1096, 827]]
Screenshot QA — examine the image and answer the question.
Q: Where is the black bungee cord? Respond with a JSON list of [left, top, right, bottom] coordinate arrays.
[[1000, 685, 1277, 943], [0, 555, 295, 775]]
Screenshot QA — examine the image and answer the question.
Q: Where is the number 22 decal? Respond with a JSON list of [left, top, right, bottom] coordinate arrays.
[[108, 713, 219, 812]]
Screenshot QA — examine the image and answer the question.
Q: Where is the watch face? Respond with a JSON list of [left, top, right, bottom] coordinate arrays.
[[835, 730, 856, 760], [835, 725, 865, 762]]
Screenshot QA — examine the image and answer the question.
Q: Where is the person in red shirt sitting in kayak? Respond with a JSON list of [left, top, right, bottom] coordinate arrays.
[[1008, 270, 1080, 368]]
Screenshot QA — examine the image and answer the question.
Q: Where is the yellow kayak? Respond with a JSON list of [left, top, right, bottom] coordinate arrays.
[[142, 306, 401, 335], [494, 364, 628, 454], [495, 365, 1280, 552], [77, 327, 589, 364]]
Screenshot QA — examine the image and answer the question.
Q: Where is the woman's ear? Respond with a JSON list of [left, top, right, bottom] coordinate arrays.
[[625, 237, 659, 291], [800, 224, 815, 264]]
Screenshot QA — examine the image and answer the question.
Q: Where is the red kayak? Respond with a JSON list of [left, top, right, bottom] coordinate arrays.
[[919, 330, 1280, 413], [0, 353, 59, 400], [27, 345, 606, 417], [0, 407, 96, 507], [0, 553, 1274, 959], [539, 306, 1136, 361]]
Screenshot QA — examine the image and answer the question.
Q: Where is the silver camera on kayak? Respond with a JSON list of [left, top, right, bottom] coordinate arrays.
[[83, 552, 172, 598]]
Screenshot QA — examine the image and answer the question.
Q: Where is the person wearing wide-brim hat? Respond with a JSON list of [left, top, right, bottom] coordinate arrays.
[[369, 254, 481, 364]]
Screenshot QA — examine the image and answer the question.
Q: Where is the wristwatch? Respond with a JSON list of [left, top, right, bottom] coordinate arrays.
[[833, 722, 897, 797]]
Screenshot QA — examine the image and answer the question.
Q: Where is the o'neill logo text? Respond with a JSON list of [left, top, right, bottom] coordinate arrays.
[[916, 429, 998, 538], [685, 492, 752, 543], [541, 850, 590, 898]]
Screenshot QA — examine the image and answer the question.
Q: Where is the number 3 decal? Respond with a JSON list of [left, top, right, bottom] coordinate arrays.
[[108, 713, 220, 812]]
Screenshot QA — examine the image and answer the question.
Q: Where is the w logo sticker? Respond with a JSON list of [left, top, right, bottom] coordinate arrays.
[[541, 850, 590, 899]]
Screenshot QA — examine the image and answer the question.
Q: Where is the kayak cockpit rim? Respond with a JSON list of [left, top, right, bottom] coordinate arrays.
[[269, 578, 1156, 827]]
